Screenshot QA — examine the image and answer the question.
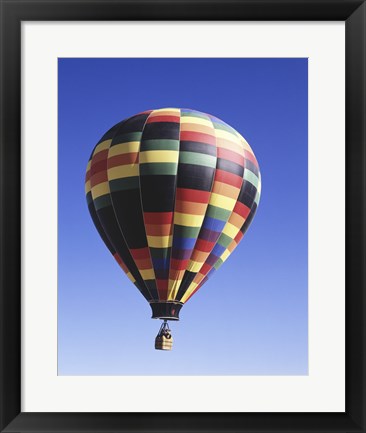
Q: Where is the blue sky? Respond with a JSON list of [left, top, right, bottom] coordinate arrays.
[[58, 58, 308, 375]]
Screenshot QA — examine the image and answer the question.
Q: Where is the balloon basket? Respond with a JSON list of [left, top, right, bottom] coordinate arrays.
[[155, 320, 173, 351]]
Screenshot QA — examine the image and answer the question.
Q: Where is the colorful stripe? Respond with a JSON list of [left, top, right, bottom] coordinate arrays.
[[86, 108, 261, 309], [107, 112, 159, 300], [85, 122, 152, 300], [176, 114, 245, 301], [139, 108, 181, 300], [167, 110, 217, 300]]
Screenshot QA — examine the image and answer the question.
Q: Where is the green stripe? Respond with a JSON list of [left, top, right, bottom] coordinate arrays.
[[212, 121, 238, 136], [111, 132, 142, 145], [216, 233, 233, 248], [109, 177, 139, 192], [213, 258, 224, 270], [181, 111, 208, 120], [140, 139, 179, 151], [94, 194, 112, 211], [140, 163, 178, 176], [205, 204, 231, 221], [179, 151, 216, 168], [244, 169, 259, 188], [173, 225, 200, 239], [149, 247, 172, 259]]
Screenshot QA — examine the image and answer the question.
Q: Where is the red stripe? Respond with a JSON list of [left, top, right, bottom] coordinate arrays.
[[199, 262, 212, 275], [156, 279, 168, 300], [92, 149, 109, 164], [113, 253, 128, 272], [217, 147, 244, 166], [170, 258, 188, 271], [180, 131, 216, 146], [91, 159, 108, 176], [244, 150, 258, 166], [108, 152, 139, 168], [144, 212, 174, 224], [176, 188, 211, 203], [233, 201, 251, 219], [234, 231, 244, 243], [133, 258, 153, 270], [130, 247, 151, 259], [145, 224, 172, 236], [193, 239, 215, 253], [90, 170, 108, 188], [214, 170, 243, 188], [85, 171, 91, 182], [146, 115, 180, 123]]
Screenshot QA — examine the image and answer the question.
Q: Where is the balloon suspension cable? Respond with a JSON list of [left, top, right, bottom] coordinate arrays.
[[155, 319, 173, 351], [159, 320, 171, 336]]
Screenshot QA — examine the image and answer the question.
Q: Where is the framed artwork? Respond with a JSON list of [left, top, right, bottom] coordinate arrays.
[[0, 1, 365, 432]]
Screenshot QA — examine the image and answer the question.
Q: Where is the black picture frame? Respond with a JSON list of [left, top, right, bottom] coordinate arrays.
[[1, 1, 365, 432]]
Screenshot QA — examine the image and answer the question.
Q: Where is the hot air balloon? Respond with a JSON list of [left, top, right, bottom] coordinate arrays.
[[85, 108, 261, 350]]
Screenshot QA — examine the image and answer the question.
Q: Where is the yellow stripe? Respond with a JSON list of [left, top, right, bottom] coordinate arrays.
[[139, 150, 178, 164], [85, 180, 91, 194], [91, 181, 110, 199], [150, 108, 180, 115], [221, 249, 231, 263], [237, 134, 254, 152], [126, 272, 136, 283], [167, 279, 183, 301], [174, 212, 205, 227], [222, 222, 240, 238], [209, 192, 236, 210], [180, 123, 214, 135], [108, 141, 140, 158], [180, 282, 199, 303], [93, 139, 112, 155], [215, 129, 242, 145], [147, 235, 172, 248], [216, 137, 244, 156], [108, 164, 139, 180], [180, 116, 212, 127], [86, 160, 91, 171], [188, 261, 204, 273], [139, 269, 155, 280]]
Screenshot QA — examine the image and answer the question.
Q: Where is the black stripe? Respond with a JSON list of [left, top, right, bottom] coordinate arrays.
[[241, 181, 257, 208], [140, 176, 177, 212], [177, 164, 215, 191], [217, 158, 244, 177], [141, 122, 180, 141], [111, 190, 148, 248], [245, 159, 259, 176], [176, 271, 196, 301], [96, 205, 153, 301], [87, 202, 116, 256], [241, 203, 258, 235], [117, 113, 150, 134], [179, 140, 216, 156]]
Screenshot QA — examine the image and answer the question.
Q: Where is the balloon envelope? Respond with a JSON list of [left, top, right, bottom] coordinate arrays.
[[85, 108, 261, 320]]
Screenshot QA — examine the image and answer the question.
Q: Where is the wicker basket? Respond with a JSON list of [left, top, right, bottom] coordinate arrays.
[[155, 335, 173, 351]]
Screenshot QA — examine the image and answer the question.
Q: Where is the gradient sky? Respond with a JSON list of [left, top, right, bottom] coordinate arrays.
[[58, 58, 308, 375]]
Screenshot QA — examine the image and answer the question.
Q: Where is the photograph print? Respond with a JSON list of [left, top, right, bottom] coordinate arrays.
[[58, 58, 308, 376]]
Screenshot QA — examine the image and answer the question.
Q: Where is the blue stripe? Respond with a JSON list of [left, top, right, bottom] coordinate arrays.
[[202, 216, 226, 232], [173, 237, 197, 249], [211, 244, 226, 257], [152, 258, 170, 269]]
